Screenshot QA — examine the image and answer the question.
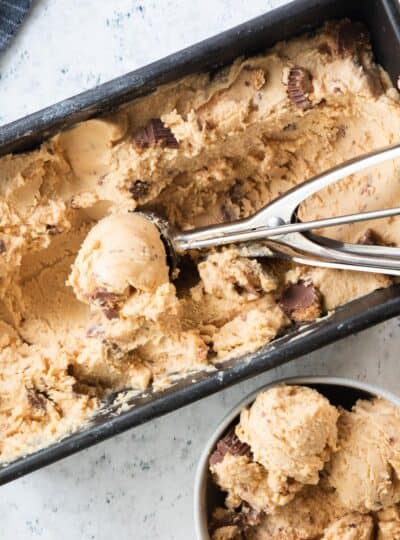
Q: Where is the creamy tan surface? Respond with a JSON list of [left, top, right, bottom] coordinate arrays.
[[236, 385, 338, 492], [247, 485, 348, 540], [376, 505, 400, 539], [1, 19, 400, 461], [321, 514, 374, 540], [208, 386, 400, 539], [210, 453, 298, 514], [210, 385, 338, 517], [328, 398, 400, 512], [69, 213, 169, 301]]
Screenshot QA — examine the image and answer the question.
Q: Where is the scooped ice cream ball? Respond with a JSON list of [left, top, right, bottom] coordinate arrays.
[[236, 385, 338, 487], [69, 213, 169, 310], [328, 398, 400, 512]]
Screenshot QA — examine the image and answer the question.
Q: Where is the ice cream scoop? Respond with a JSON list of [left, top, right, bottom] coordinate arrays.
[[146, 144, 400, 276], [236, 385, 338, 487], [71, 146, 400, 310], [328, 398, 400, 512]]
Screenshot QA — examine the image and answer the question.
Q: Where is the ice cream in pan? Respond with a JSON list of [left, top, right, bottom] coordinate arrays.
[[2, 19, 400, 461], [208, 385, 400, 539]]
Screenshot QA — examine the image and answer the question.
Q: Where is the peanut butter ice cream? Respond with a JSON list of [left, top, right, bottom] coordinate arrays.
[[208, 385, 400, 540], [69, 212, 169, 304], [376, 505, 400, 539], [1, 19, 400, 461], [328, 398, 400, 512], [236, 385, 338, 493], [321, 514, 374, 540]]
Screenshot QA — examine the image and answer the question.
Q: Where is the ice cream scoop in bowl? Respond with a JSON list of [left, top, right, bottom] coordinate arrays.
[[193, 377, 400, 540]]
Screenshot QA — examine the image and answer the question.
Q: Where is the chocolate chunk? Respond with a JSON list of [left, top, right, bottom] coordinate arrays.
[[357, 228, 385, 246], [89, 287, 120, 308], [88, 288, 121, 319], [133, 118, 179, 149], [45, 224, 59, 235], [0, 239, 6, 254], [209, 505, 262, 536], [229, 181, 243, 205], [103, 307, 119, 320], [27, 388, 48, 411], [283, 122, 297, 132], [128, 179, 150, 199], [240, 504, 263, 529], [209, 429, 252, 466], [279, 280, 322, 322], [337, 21, 369, 56], [287, 67, 313, 110]]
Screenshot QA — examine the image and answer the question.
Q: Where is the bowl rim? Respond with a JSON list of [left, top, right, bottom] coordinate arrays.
[[193, 375, 400, 540]]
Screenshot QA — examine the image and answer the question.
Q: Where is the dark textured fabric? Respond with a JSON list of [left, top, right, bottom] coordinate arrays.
[[0, 0, 32, 51]]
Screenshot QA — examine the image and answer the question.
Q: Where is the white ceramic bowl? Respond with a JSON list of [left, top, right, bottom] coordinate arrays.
[[193, 376, 400, 539]]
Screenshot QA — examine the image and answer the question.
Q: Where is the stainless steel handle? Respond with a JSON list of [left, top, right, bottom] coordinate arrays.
[[172, 206, 400, 251], [172, 143, 400, 252]]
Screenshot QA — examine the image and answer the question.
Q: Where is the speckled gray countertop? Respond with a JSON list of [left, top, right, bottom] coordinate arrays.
[[0, 1, 399, 539]]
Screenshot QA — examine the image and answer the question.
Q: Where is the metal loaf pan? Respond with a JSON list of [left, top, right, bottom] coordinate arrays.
[[1, 0, 400, 484]]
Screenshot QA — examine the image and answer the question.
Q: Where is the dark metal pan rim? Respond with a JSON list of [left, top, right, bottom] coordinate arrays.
[[1, 283, 400, 484]]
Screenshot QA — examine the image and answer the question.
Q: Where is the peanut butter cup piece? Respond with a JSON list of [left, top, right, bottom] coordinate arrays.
[[209, 429, 252, 466], [133, 118, 179, 149], [280, 280, 322, 322], [0, 239, 6, 254], [287, 67, 313, 110]]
